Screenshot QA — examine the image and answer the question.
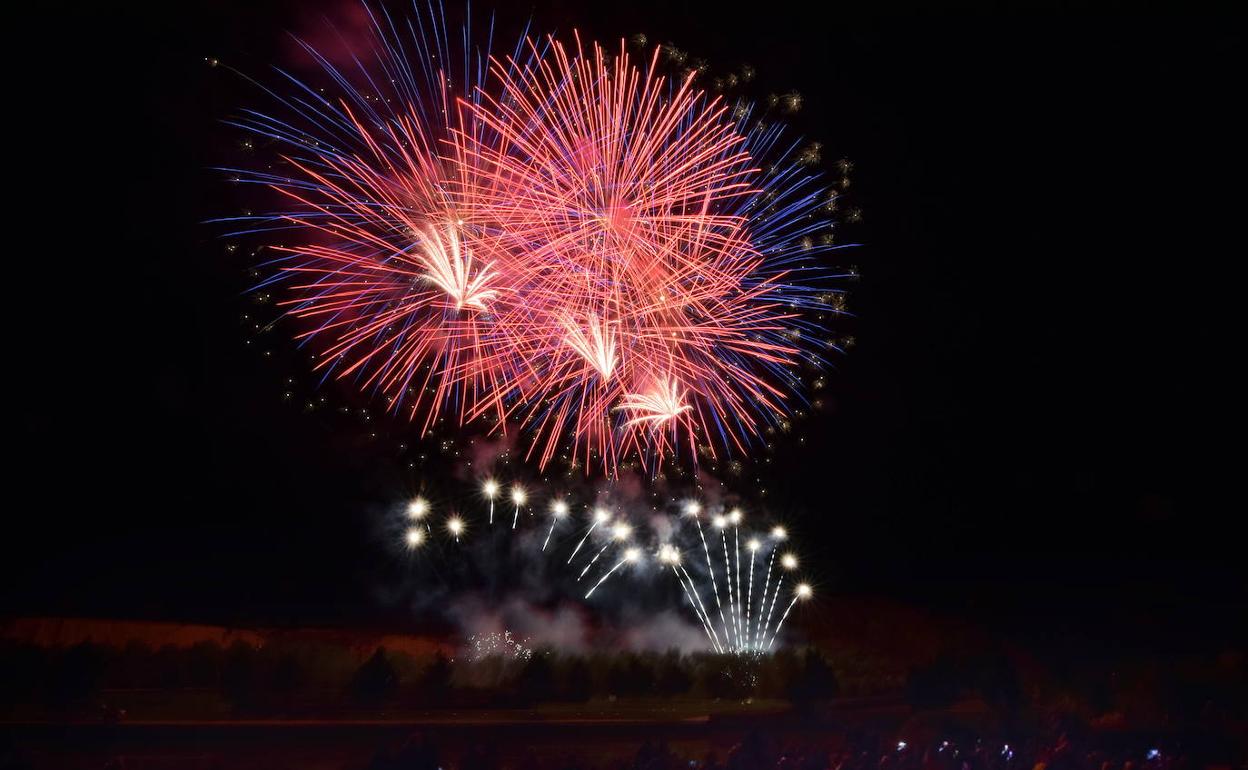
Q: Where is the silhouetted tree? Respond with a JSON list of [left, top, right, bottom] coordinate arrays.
[[607, 653, 655, 697], [269, 651, 304, 697], [416, 651, 452, 706], [0, 641, 47, 706], [556, 656, 593, 702], [49, 642, 107, 707], [706, 655, 757, 700], [517, 650, 556, 704], [184, 641, 224, 688], [656, 650, 693, 696], [222, 641, 259, 711], [788, 648, 839, 705], [352, 647, 399, 705]]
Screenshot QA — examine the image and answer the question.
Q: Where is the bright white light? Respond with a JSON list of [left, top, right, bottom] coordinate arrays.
[[593, 508, 611, 523], [797, 583, 813, 598], [729, 508, 743, 525], [658, 544, 681, 564], [404, 528, 425, 548], [511, 486, 526, 504], [447, 517, 465, 536], [771, 526, 788, 540], [551, 500, 569, 517], [563, 313, 617, 380], [781, 553, 798, 570], [415, 222, 496, 310], [617, 377, 691, 428], [748, 538, 761, 551], [612, 523, 633, 541], [407, 498, 429, 519], [712, 515, 728, 529], [623, 547, 641, 562], [683, 501, 701, 516], [482, 480, 499, 498]]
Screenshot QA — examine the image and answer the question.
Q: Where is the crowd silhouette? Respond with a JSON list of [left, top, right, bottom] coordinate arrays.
[[358, 730, 1231, 770]]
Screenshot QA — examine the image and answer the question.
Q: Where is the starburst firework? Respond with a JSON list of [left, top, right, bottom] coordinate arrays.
[[222, 5, 848, 476]]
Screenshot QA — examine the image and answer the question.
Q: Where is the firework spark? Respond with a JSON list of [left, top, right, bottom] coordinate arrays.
[[483, 480, 500, 524], [396, 479, 811, 654], [415, 223, 498, 310], [225, 8, 845, 477], [568, 507, 611, 564], [585, 546, 640, 598]]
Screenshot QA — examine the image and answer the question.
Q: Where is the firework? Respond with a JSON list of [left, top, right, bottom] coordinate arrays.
[[223, 5, 846, 478], [578, 521, 631, 580], [466, 630, 533, 661], [511, 485, 526, 529], [567, 507, 611, 564], [408, 497, 432, 533], [765, 583, 813, 651], [456, 34, 840, 474], [447, 515, 466, 542], [407, 498, 430, 520], [585, 547, 640, 598], [482, 479, 500, 524], [396, 479, 812, 655], [542, 500, 570, 551]]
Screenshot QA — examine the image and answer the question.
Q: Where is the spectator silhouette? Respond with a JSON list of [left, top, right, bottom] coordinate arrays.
[[391, 731, 440, 770]]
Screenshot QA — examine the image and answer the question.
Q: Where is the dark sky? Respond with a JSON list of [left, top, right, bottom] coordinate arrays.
[[7, 2, 1240, 652]]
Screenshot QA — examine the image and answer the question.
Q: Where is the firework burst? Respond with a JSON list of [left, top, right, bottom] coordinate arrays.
[[222, 5, 849, 477], [395, 479, 813, 655]]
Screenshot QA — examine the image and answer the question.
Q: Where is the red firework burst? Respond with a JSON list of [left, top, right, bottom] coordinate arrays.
[[455, 36, 802, 471], [234, 22, 830, 477]]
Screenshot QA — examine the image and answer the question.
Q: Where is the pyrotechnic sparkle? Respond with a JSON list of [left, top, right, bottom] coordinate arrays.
[[586, 546, 641, 598], [447, 515, 465, 541], [223, 4, 848, 478], [616, 378, 694, 430], [415, 223, 498, 311], [766, 583, 812, 651], [511, 485, 526, 529], [568, 506, 611, 564], [483, 480, 499, 524], [397, 479, 813, 655], [407, 498, 430, 520], [543, 499, 571, 551], [466, 630, 533, 661]]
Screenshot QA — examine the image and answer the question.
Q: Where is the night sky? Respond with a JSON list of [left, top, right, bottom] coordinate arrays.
[[7, 2, 1239, 653]]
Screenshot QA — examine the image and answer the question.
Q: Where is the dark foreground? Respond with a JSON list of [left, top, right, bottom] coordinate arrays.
[[5, 710, 1243, 770]]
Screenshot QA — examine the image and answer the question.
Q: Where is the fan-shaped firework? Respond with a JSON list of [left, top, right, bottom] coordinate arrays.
[[222, 4, 846, 476], [397, 481, 813, 656]]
